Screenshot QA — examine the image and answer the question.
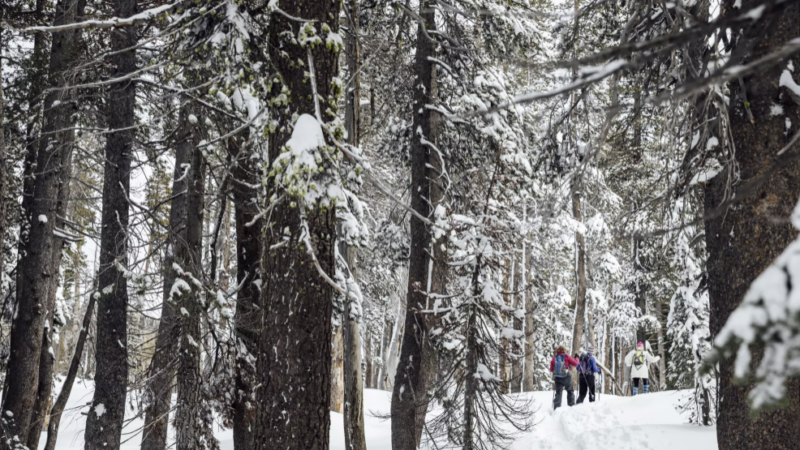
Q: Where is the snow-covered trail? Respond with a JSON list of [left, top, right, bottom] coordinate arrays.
[[337, 390, 718, 450], [510, 391, 717, 450], [39, 381, 716, 450]]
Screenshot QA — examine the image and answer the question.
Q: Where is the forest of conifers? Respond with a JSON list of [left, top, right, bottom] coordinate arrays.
[[1, 0, 800, 449]]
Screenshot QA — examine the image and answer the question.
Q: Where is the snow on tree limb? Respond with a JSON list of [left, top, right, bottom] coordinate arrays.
[[22, 1, 186, 33]]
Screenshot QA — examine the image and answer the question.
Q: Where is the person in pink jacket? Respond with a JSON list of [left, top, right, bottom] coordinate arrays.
[[550, 345, 580, 409]]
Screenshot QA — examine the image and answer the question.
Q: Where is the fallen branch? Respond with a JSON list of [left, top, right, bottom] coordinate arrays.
[[596, 362, 625, 395]]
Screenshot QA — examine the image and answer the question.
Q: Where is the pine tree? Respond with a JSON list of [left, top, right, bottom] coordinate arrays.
[[1, 0, 82, 443], [703, 3, 800, 448], [84, 0, 137, 446], [254, 0, 347, 448]]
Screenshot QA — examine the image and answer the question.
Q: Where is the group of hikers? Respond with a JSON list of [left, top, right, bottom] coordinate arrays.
[[549, 341, 660, 409]]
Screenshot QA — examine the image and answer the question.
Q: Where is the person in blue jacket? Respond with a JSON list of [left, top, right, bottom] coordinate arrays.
[[576, 345, 602, 404]]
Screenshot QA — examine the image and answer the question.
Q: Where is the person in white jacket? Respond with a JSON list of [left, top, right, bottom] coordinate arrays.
[[624, 342, 661, 395]]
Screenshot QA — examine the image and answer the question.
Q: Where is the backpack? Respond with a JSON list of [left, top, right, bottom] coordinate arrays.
[[579, 353, 591, 374], [554, 354, 568, 378], [633, 351, 645, 369]]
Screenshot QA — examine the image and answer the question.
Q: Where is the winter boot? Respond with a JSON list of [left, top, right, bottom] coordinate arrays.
[[633, 386, 638, 396], [643, 383, 649, 394]]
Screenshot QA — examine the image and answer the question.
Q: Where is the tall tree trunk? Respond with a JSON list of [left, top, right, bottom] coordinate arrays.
[[254, 1, 340, 448], [15, 0, 48, 267], [390, 0, 446, 447], [220, 204, 232, 293], [58, 249, 83, 374], [523, 249, 535, 392], [701, 384, 711, 426], [1, 0, 81, 441], [174, 106, 210, 450], [499, 264, 510, 394], [342, 245, 366, 450], [364, 333, 374, 389], [379, 319, 392, 390], [0, 8, 7, 311], [705, 4, 800, 448], [28, 152, 74, 448], [141, 124, 192, 450], [344, 0, 360, 149], [570, 184, 587, 389], [604, 321, 612, 394], [384, 298, 404, 391], [331, 327, 345, 413], [632, 237, 649, 345], [377, 324, 386, 390], [622, 342, 631, 396], [655, 300, 666, 390], [342, 9, 366, 444], [228, 132, 262, 450], [373, 323, 384, 389], [44, 289, 97, 450], [511, 257, 523, 393], [585, 258, 596, 352], [84, 1, 137, 446], [462, 266, 481, 450], [2, 0, 49, 401]]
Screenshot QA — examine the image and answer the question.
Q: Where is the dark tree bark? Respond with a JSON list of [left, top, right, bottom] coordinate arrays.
[[44, 290, 97, 450], [1, 0, 81, 442], [344, 0, 360, 149], [140, 129, 191, 450], [254, 1, 341, 448], [84, 0, 137, 446], [0, 17, 8, 399], [0, 8, 7, 315], [228, 133, 262, 450], [16, 0, 48, 252], [390, 0, 446, 446], [6, 6, 64, 417], [705, 3, 800, 449], [27, 149, 74, 449], [174, 106, 209, 450], [632, 237, 649, 345]]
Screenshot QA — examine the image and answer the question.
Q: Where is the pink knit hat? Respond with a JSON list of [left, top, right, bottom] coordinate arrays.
[[637, 342, 644, 348]]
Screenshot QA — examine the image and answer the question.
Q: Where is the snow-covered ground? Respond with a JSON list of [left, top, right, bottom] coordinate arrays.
[[41, 380, 717, 450]]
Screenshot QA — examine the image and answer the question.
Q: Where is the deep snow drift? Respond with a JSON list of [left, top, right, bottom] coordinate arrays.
[[39, 380, 717, 450]]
